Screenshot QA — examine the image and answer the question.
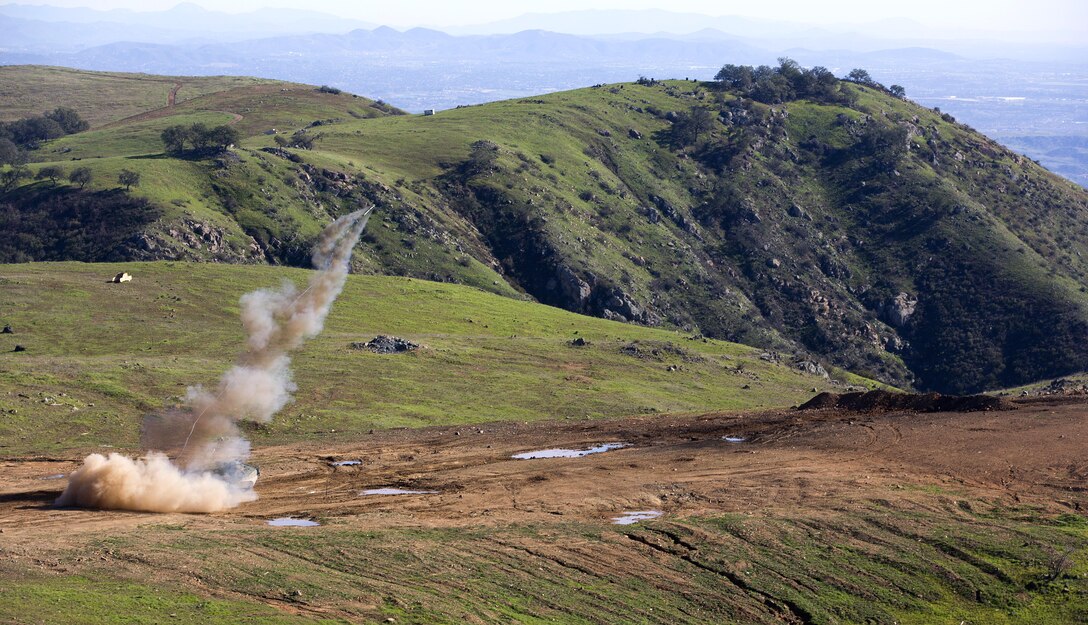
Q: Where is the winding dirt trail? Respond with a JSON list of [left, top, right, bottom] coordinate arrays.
[[167, 81, 181, 107]]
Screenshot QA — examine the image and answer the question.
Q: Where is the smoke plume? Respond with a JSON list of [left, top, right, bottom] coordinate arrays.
[[57, 208, 372, 513]]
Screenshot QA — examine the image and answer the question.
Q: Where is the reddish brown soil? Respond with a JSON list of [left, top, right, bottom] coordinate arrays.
[[1, 396, 1085, 539]]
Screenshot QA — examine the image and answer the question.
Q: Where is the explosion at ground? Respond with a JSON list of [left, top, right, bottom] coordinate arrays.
[[55, 209, 372, 513]]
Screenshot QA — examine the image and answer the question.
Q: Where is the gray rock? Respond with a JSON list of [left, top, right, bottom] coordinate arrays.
[[555, 265, 592, 309], [602, 309, 627, 323], [882, 292, 918, 327], [628, 128, 643, 139], [795, 360, 828, 378]]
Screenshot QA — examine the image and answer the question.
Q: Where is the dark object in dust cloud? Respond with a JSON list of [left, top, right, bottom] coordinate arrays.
[[56, 208, 372, 513]]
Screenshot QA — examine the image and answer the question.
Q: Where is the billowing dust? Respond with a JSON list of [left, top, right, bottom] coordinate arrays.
[[56, 209, 371, 513]]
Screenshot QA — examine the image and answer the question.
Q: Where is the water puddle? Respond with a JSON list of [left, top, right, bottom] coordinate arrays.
[[612, 510, 663, 525], [361, 488, 438, 495], [723, 436, 747, 443], [512, 442, 628, 460], [267, 517, 320, 527], [331, 460, 362, 466], [40, 474, 67, 480]]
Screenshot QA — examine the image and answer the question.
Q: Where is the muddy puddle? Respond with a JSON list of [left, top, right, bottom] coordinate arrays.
[[331, 460, 362, 466], [40, 474, 67, 480], [723, 436, 747, 443], [612, 510, 663, 525], [512, 442, 628, 460], [361, 488, 438, 496], [267, 518, 320, 527]]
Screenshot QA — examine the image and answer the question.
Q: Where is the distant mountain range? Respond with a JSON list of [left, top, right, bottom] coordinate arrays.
[[1, 3, 1085, 187], [0, 2, 377, 50]]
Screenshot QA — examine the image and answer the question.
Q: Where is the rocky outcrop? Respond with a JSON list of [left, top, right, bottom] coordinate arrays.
[[596, 286, 660, 326], [548, 265, 592, 311], [125, 219, 262, 263], [882, 292, 918, 328]]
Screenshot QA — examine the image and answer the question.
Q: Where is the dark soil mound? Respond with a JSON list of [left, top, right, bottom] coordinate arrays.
[[798, 390, 1013, 413]]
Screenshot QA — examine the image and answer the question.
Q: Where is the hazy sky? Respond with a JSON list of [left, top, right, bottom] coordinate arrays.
[[10, 0, 1088, 36]]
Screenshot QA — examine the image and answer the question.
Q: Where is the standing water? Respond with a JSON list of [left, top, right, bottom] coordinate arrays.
[[612, 510, 663, 525], [512, 443, 628, 459], [267, 518, 320, 527], [361, 488, 438, 495]]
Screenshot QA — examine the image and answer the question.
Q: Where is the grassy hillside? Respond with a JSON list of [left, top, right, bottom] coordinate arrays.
[[0, 261, 848, 456], [2, 66, 1087, 393], [0, 65, 282, 127]]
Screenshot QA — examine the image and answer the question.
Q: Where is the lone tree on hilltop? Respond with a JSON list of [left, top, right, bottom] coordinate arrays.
[[889, 84, 907, 98], [118, 169, 140, 191], [846, 68, 882, 88], [35, 165, 63, 186], [69, 166, 92, 189]]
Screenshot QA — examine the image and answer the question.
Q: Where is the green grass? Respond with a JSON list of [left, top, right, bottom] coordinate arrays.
[[0, 66, 278, 127], [5, 68, 1088, 395], [37, 111, 238, 161], [9, 500, 1081, 625], [0, 576, 346, 625], [0, 261, 840, 455]]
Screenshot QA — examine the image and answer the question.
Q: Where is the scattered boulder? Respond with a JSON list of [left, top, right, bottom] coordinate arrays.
[[794, 360, 828, 378], [352, 336, 419, 354], [13, 345, 26, 352], [788, 203, 812, 221], [881, 292, 918, 328], [112, 272, 132, 283], [759, 352, 781, 363], [569, 337, 589, 347], [1029, 378, 1088, 396], [260, 146, 303, 162], [1, 324, 11, 334], [797, 390, 1013, 413], [628, 128, 643, 139]]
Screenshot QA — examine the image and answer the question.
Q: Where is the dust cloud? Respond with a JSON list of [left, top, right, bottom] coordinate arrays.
[[56, 208, 372, 513]]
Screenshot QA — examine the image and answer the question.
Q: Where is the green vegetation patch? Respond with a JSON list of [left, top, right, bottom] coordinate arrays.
[[0, 575, 345, 625]]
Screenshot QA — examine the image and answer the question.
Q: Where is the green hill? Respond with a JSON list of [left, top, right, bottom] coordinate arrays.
[[2, 65, 1087, 393], [0, 261, 850, 456]]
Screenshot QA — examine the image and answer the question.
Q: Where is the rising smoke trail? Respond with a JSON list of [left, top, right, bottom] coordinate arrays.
[[56, 208, 372, 513]]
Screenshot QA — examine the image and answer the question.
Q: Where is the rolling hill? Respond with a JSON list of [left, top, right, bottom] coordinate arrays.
[[2, 66, 1088, 625], [2, 65, 1087, 394]]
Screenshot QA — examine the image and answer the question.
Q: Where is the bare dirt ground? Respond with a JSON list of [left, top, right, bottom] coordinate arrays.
[[2, 396, 1085, 540]]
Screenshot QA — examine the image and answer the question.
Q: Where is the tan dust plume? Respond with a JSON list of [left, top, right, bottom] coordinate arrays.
[[56, 208, 372, 513]]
